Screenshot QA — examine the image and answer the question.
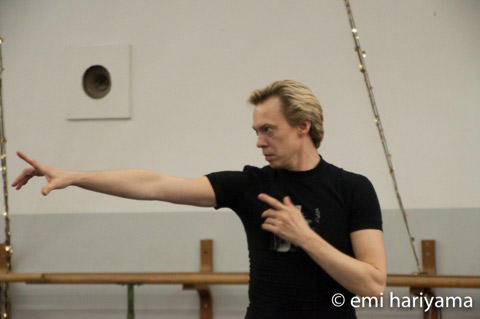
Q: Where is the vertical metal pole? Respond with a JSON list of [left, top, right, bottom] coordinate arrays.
[[0, 35, 12, 319], [127, 284, 135, 319], [342, 0, 421, 273]]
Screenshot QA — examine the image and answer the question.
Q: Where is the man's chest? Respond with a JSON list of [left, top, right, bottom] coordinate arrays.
[[244, 177, 352, 252]]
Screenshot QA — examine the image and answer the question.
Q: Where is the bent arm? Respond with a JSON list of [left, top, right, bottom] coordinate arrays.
[[300, 229, 386, 297]]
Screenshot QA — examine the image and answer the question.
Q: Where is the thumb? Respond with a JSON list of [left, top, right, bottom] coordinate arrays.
[[41, 184, 53, 196], [283, 196, 294, 206]]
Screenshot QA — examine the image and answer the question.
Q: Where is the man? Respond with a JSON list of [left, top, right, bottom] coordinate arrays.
[[13, 80, 386, 318]]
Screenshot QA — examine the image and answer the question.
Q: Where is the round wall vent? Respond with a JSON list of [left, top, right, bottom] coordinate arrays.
[[82, 65, 112, 99]]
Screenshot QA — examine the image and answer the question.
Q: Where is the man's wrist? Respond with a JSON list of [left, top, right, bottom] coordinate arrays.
[[298, 230, 323, 250], [68, 171, 84, 187]]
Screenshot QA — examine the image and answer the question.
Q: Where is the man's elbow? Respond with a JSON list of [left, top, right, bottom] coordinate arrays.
[[356, 283, 386, 299], [358, 273, 387, 298], [368, 274, 387, 298], [372, 283, 386, 299]]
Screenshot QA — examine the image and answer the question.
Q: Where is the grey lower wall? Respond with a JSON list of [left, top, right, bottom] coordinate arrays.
[[2, 208, 480, 318]]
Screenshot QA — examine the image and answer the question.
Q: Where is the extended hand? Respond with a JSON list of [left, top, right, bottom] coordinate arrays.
[[12, 151, 74, 196], [258, 193, 317, 248]]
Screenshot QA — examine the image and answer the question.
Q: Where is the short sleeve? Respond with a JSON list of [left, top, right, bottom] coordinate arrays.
[[205, 169, 250, 210], [346, 173, 383, 233]]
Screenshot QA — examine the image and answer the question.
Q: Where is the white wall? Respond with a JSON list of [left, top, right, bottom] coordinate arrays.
[[0, 0, 478, 215], [0, 1, 479, 318]]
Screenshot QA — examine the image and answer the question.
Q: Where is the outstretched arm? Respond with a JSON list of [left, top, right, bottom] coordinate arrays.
[[12, 151, 216, 207]]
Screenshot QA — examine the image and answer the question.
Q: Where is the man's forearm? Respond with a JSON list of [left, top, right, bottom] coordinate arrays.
[[71, 169, 165, 200], [300, 232, 386, 297]]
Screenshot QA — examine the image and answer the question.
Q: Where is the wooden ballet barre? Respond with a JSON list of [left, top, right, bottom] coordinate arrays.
[[388, 274, 480, 288], [0, 272, 249, 285], [1, 240, 479, 319], [0, 272, 480, 288]]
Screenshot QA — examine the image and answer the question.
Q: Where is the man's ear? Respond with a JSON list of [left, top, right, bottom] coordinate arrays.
[[297, 120, 311, 136]]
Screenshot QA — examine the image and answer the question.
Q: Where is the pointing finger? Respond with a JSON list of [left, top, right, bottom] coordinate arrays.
[[17, 151, 40, 169], [257, 193, 285, 210]]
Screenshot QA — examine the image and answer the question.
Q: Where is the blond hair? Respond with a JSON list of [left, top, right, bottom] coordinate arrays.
[[248, 80, 324, 148]]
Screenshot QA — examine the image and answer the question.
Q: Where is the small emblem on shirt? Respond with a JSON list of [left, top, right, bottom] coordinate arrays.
[[314, 208, 321, 223], [271, 205, 321, 253]]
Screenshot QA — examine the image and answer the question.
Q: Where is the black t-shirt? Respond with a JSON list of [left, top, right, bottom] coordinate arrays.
[[206, 155, 383, 319]]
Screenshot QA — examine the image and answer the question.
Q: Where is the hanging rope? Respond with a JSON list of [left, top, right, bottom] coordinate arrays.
[[0, 35, 12, 319], [342, 0, 422, 274]]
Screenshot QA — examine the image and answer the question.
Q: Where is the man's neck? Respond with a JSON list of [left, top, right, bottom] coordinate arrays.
[[287, 148, 321, 171]]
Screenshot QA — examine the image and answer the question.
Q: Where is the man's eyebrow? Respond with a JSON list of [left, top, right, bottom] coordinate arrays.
[[252, 124, 276, 131]]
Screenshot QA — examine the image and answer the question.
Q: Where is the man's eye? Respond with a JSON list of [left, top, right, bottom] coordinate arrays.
[[253, 127, 272, 135]]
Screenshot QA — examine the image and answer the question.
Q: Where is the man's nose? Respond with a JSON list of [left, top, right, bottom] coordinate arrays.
[[256, 135, 267, 148]]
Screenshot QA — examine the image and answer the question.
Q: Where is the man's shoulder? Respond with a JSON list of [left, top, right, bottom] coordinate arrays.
[[322, 163, 377, 206], [336, 166, 374, 191], [320, 158, 371, 186], [339, 167, 366, 179]]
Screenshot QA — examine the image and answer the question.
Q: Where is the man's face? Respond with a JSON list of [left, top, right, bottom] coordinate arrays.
[[252, 96, 303, 169]]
